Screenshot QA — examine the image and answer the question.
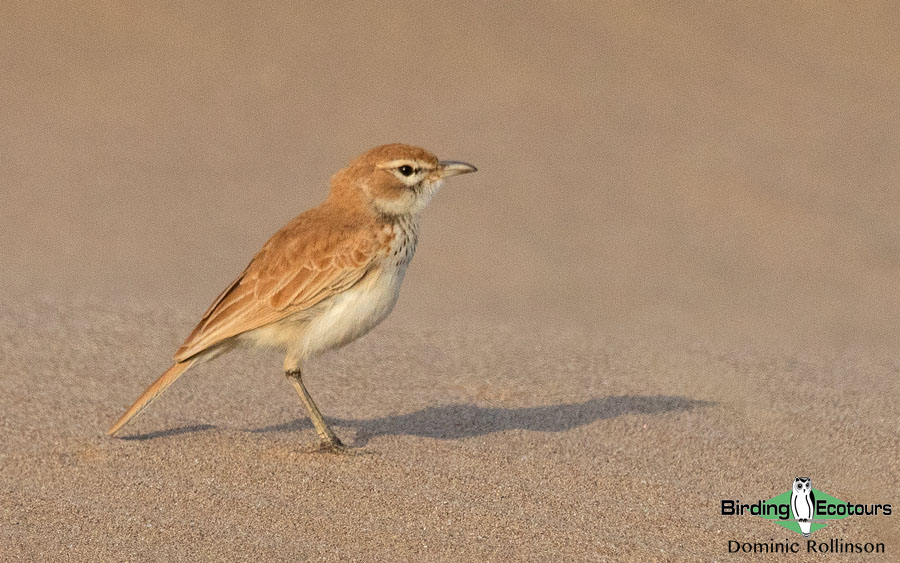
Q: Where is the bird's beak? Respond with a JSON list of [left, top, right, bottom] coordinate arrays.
[[438, 160, 478, 178]]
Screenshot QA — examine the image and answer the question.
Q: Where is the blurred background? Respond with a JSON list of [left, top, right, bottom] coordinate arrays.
[[3, 1, 899, 351]]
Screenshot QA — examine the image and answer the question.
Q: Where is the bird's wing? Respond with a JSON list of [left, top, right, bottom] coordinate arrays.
[[174, 217, 383, 362]]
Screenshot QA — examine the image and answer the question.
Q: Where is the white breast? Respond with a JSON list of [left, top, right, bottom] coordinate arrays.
[[241, 218, 418, 360], [792, 492, 812, 517], [296, 261, 408, 357], [296, 218, 417, 358]]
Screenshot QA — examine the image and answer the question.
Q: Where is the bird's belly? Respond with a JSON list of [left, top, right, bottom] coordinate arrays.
[[294, 264, 407, 357]]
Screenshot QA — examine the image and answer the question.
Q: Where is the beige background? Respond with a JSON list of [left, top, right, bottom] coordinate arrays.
[[2, 2, 898, 561]]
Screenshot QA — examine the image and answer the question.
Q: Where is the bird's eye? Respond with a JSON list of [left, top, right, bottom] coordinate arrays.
[[398, 165, 414, 176]]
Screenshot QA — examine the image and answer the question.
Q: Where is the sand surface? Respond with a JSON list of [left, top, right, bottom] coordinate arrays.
[[2, 2, 899, 561]]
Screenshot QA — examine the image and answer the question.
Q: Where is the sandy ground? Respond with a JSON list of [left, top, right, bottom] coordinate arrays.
[[2, 2, 899, 561]]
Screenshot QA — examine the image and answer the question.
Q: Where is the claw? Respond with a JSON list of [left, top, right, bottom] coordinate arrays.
[[310, 438, 350, 454]]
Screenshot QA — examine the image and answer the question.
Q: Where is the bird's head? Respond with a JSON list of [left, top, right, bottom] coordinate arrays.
[[793, 477, 811, 493], [331, 143, 477, 217]]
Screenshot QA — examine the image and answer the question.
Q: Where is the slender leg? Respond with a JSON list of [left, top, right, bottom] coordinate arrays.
[[284, 367, 345, 451]]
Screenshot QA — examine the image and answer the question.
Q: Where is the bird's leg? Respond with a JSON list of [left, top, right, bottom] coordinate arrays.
[[283, 365, 345, 452]]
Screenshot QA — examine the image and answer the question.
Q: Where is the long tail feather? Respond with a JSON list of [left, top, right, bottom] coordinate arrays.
[[107, 359, 196, 436]]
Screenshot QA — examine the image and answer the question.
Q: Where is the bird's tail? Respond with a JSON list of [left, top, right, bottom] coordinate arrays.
[[107, 359, 196, 436]]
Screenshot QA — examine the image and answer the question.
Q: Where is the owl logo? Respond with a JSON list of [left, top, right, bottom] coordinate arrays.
[[791, 477, 816, 537]]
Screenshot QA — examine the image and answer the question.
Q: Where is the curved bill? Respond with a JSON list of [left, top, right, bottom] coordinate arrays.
[[438, 160, 478, 178]]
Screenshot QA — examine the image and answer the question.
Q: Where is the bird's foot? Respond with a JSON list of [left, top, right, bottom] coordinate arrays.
[[308, 436, 350, 454]]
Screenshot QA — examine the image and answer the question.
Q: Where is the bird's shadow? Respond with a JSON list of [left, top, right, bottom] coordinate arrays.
[[120, 424, 217, 441], [256, 394, 712, 447], [120, 395, 712, 445]]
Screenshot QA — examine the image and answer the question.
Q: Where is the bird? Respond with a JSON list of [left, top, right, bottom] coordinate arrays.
[[107, 143, 477, 451], [791, 477, 816, 537]]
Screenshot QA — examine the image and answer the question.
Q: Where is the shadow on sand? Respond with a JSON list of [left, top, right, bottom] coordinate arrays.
[[120, 424, 217, 441], [119, 395, 712, 445], [251, 395, 712, 447]]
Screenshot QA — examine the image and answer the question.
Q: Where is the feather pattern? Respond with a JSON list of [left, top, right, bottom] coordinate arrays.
[[174, 204, 388, 363]]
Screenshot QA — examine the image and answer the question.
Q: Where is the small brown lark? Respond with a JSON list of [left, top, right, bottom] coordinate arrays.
[[108, 144, 477, 451]]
